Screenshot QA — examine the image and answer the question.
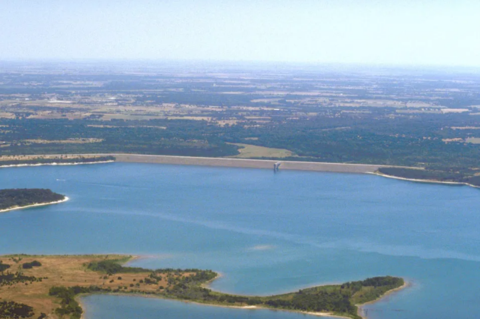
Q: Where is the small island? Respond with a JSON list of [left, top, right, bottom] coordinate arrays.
[[0, 255, 406, 319], [0, 189, 67, 213]]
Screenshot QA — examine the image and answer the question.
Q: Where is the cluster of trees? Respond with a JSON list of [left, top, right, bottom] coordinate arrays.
[[49, 286, 104, 319], [87, 259, 216, 279], [256, 276, 403, 318], [0, 189, 65, 211], [87, 259, 149, 275], [0, 272, 40, 287], [145, 272, 163, 284], [274, 289, 354, 314], [22, 261, 42, 269], [343, 276, 404, 305], [0, 261, 10, 272], [0, 301, 34, 319]]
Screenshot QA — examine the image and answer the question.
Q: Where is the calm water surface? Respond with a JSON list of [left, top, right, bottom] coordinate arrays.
[[1, 163, 480, 319]]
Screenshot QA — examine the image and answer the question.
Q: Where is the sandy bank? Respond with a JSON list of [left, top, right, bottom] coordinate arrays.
[[0, 160, 114, 169], [0, 196, 69, 213]]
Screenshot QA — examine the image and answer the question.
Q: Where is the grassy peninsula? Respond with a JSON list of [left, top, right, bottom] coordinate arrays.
[[0, 255, 405, 319], [0, 189, 67, 212]]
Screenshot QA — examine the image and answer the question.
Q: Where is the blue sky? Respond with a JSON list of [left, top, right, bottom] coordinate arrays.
[[0, 0, 479, 66]]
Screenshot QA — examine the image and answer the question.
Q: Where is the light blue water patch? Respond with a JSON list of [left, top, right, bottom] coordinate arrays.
[[1, 163, 480, 319]]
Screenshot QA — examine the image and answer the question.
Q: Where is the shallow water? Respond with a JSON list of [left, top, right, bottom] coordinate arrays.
[[1, 163, 480, 319]]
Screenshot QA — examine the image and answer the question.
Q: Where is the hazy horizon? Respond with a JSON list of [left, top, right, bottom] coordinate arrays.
[[1, 0, 479, 67]]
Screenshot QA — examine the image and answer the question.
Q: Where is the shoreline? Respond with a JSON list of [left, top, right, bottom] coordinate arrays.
[[176, 299, 348, 319], [76, 153, 480, 190], [357, 281, 410, 319], [0, 196, 69, 213], [1, 153, 478, 190], [78, 291, 353, 319], [372, 172, 480, 189], [0, 160, 114, 169], [197, 278, 410, 319], [77, 284, 408, 319], [201, 272, 224, 289]]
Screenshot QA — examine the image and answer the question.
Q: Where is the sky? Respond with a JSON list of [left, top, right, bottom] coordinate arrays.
[[0, 0, 479, 66]]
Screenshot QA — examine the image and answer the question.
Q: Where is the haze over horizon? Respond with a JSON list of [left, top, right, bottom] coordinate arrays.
[[1, 0, 479, 67]]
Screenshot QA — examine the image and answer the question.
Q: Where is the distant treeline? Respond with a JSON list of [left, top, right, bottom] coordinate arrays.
[[0, 189, 65, 211], [378, 167, 480, 187], [1, 110, 479, 183], [1, 113, 480, 168]]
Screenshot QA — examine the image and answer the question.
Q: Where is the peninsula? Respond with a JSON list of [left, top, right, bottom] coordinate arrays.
[[0, 255, 405, 319], [0, 189, 67, 213]]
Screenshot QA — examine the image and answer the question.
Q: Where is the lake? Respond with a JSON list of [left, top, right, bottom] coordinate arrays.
[[1, 162, 480, 319]]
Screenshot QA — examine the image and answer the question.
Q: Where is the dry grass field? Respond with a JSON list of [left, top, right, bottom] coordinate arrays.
[[0, 255, 192, 319], [229, 143, 294, 158]]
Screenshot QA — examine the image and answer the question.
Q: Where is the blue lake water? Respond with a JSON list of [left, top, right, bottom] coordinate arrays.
[[1, 163, 480, 319]]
